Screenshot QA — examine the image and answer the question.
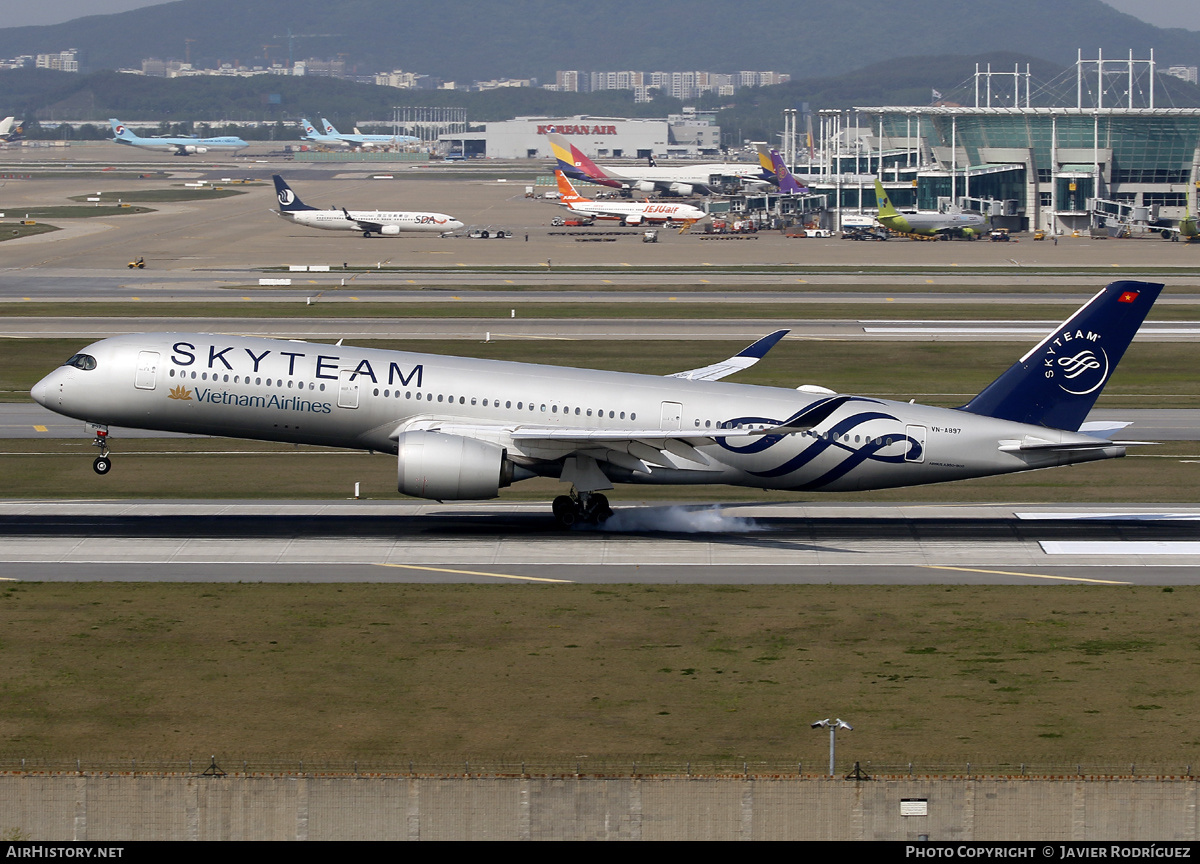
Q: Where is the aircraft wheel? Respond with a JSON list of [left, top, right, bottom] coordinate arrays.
[[480, 230, 490, 238], [552, 495, 576, 528], [585, 493, 613, 523], [93, 456, 111, 475]]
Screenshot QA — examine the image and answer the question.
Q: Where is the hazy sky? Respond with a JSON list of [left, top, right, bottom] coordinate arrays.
[[2, 0, 1200, 30]]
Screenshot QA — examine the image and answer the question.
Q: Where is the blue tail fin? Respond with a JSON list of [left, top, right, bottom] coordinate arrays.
[[961, 280, 1163, 431], [272, 175, 315, 212], [109, 119, 136, 141]]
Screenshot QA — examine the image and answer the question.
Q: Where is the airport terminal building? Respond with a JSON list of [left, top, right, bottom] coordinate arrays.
[[835, 105, 1200, 235], [789, 57, 1200, 235]]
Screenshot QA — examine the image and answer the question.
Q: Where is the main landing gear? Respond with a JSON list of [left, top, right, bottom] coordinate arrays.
[[92, 426, 112, 475], [552, 489, 613, 528]]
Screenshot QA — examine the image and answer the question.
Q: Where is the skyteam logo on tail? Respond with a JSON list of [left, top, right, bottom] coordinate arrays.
[[1039, 328, 1107, 395]]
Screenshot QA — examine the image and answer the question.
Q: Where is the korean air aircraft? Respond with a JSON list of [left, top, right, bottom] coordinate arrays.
[[272, 175, 464, 237], [319, 118, 419, 149], [30, 281, 1161, 527], [109, 119, 248, 156]]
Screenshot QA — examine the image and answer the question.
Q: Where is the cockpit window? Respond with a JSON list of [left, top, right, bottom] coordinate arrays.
[[63, 354, 97, 371]]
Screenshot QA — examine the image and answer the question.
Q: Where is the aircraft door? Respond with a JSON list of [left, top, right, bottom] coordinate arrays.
[[134, 351, 159, 390], [337, 368, 360, 409], [660, 401, 683, 430], [905, 425, 926, 463]]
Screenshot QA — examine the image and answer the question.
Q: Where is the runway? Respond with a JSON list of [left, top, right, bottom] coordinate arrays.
[[2, 501, 1199, 585]]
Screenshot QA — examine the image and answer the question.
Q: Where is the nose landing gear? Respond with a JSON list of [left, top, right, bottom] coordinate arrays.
[[91, 426, 112, 475], [552, 490, 613, 528]]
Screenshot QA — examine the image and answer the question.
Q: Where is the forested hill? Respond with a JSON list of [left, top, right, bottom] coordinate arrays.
[[0, 0, 1198, 81]]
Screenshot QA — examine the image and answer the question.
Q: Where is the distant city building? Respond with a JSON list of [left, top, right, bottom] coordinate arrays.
[[1164, 65, 1199, 85], [0, 55, 34, 70], [35, 50, 78, 73], [551, 68, 787, 100]]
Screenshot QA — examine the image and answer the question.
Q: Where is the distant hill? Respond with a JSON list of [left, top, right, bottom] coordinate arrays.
[[0, 0, 1198, 81], [8, 51, 1200, 145]]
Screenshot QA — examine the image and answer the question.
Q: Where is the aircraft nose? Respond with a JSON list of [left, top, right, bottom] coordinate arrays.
[[30, 376, 48, 406]]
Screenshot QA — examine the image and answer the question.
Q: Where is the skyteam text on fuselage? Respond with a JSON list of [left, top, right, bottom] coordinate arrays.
[[272, 175, 464, 237], [109, 119, 248, 156], [30, 282, 1162, 527]]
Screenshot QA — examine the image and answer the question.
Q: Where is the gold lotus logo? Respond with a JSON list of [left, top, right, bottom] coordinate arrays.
[[168, 385, 193, 401]]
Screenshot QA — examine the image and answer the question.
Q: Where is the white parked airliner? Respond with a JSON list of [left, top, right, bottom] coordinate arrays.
[[30, 281, 1160, 526], [272, 175, 464, 237]]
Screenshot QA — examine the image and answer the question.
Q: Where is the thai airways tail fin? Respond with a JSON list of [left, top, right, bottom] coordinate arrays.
[[320, 118, 341, 136], [554, 170, 588, 202], [272, 175, 317, 212], [961, 281, 1164, 431], [109, 119, 137, 142], [873, 178, 900, 218], [768, 149, 808, 194]]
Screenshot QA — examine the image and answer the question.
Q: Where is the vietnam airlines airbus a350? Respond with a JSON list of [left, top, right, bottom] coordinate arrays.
[[30, 281, 1160, 526]]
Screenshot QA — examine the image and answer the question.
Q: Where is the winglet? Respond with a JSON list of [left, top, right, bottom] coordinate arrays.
[[961, 281, 1164, 431], [738, 329, 789, 359], [668, 330, 790, 381]]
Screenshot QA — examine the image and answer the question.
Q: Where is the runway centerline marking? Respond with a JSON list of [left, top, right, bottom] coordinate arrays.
[[373, 563, 572, 583], [925, 565, 1131, 585]]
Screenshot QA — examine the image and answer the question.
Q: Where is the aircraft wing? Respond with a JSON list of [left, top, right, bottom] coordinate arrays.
[[342, 208, 381, 231], [667, 329, 788, 381]]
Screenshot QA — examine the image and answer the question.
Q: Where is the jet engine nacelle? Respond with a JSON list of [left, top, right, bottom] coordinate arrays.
[[183, 145, 208, 154], [380, 225, 401, 235], [667, 183, 694, 196], [623, 214, 644, 226], [396, 430, 514, 500], [634, 181, 657, 194]]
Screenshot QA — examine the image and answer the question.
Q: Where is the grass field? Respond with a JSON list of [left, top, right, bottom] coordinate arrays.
[[0, 223, 58, 242], [67, 188, 249, 203], [0, 582, 1196, 772], [0, 206, 154, 218], [6, 300, 1200, 321]]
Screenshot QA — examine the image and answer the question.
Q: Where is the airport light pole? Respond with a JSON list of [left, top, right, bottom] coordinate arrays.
[[811, 718, 852, 776]]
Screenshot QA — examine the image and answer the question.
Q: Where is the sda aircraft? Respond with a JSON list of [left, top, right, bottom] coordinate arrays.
[[272, 175, 464, 237], [548, 132, 771, 196], [109, 119, 248, 156], [319, 118, 418, 149], [553, 170, 706, 227], [31, 281, 1161, 527], [874, 178, 986, 238]]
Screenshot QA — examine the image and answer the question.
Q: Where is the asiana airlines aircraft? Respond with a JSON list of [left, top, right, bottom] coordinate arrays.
[[30, 281, 1160, 526]]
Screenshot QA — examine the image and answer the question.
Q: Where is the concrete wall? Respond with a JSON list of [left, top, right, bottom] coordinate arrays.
[[1, 775, 1197, 841]]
